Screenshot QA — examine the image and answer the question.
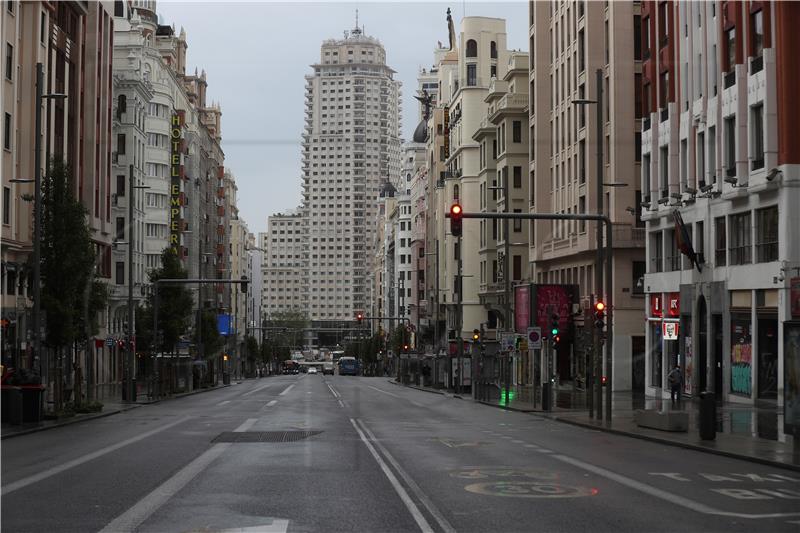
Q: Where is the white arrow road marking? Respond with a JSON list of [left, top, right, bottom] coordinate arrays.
[[98, 418, 258, 533], [2, 416, 192, 496]]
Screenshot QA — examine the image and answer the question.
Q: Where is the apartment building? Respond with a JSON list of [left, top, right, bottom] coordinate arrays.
[[263, 211, 304, 317], [300, 23, 401, 346], [641, 1, 800, 407], [475, 51, 530, 335], [1, 1, 116, 374], [528, 0, 645, 389]]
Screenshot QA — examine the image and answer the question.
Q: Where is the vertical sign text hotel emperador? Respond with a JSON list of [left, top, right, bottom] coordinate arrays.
[[170, 112, 184, 254]]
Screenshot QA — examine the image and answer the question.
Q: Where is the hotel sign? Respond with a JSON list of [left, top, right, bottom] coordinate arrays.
[[443, 106, 450, 159], [170, 112, 184, 254]]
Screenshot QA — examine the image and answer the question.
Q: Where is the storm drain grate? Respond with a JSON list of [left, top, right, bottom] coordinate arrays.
[[212, 431, 322, 443]]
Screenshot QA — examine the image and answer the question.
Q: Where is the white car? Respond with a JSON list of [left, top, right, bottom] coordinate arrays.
[[308, 367, 318, 375]]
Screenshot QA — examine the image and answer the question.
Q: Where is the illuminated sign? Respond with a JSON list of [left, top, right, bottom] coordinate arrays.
[[170, 113, 184, 254], [663, 321, 679, 340]]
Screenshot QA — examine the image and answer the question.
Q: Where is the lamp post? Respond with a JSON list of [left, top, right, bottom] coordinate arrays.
[[573, 67, 614, 422], [26, 63, 67, 387], [125, 164, 149, 402], [425, 246, 438, 356]]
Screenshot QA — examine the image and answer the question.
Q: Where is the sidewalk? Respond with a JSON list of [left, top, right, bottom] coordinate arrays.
[[393, 380, 800, 472], [1, 381, 235, 440]]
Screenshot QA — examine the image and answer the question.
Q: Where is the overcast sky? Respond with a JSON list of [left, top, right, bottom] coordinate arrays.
[[157, 1, 529, 235]]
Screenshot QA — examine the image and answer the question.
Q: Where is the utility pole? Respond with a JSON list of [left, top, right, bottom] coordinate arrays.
[[456, 234, 463, 395], [32, 63, 43, 383], [126, 163, 135, 402], [593, 68, 604, 421]]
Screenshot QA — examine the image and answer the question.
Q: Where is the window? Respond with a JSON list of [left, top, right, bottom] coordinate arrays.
[[635, 132, 642, 162], [466, 39, 477, 58], [696, 132, 705, 187], [5, 43, 12, 81], [707, 127, 716, 185], [659, 146, 668, 198], [116, 217, 125, 241], [117, 133, 126, 155], [658, 1, 668, 46], [680, 139, 687, 188], [3, 112, 10, 150], [512, 120, 522, 143], [659, 70, 669, 110], [725, 116, 736, 177], [632, 261, 646, 295], [7, 1, 13, 14], [634, 15, 642, 60], [466, 64, 477, 87], [116, 175, 126, 196], [513, 255, 521, 281], [750, 10, 763, 73], [40, 12, 46, 44], [513, 166, 522, 189], [729, 211, 751, 265], [117, 94, 126, 116], [751, 104, 764, 170], [651, 231, 663, 273], [115, 262, 124, 285], [3, 186, 10, 225], [755, 206, 778, 263], [725, 27, 736, 79], [490, 40, 497, 59], [513, 209, 522, 232]]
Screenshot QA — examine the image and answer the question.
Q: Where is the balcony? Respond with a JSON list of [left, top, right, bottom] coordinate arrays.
[[723, 70, 736, 89], [611, 224, 646, 248], [490, 93, 528, 120], [750, 55, 763, 75]]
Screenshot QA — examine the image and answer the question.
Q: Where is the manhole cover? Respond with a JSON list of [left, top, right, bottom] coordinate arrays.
[[212, 431, 322, 443]]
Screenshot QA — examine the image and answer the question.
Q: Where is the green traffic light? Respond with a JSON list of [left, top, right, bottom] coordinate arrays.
[[551, 328, 558, 335]]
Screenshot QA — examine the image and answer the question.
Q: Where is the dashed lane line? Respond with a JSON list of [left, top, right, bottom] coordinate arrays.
[[98, 418, 258, 533], [279, 384, 295, 396], [2, 416, 192, 496]]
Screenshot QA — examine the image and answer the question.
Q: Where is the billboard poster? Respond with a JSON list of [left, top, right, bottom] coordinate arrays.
[[730, 315, 752, 396], [784, 321, 800, 435], [531, 284, 578, 334], [514, 284, 530, 333]]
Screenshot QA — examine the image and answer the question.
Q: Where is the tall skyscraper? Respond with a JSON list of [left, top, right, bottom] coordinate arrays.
[[300, 22, 401, 344]]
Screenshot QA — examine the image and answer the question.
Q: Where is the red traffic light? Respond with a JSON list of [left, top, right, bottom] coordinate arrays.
[[403, 344, 409, 351], [450, 203, 463, 237], [356, 313, 363, 322], [595, 301, 606, 312]]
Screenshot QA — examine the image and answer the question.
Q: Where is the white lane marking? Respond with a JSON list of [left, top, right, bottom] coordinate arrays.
[[536, 449, 554, 454], [327, 383, 340, 398], [367, 385, 425, 408], [242, 383, 271, 397], [337, 399, 345, 408], [279, 384, 295, 396], [218, 521, 290, 533], [553, 454, 800, 519], [511, 439, 525, 444], [217, 400, 231, 406], [99, 418, 258, 533], [2, 416, 192, 496], [350, 419, 435, 533], [356, 419, 457, 533], [523, 444, 540, 449], [266, 400, 277, 407]]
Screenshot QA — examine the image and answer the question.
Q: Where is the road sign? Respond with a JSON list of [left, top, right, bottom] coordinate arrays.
[[526, 327, 542, 349], [500, 334, 516, 352], [518, 339, 529, 351], [106, 337, 115, 347]]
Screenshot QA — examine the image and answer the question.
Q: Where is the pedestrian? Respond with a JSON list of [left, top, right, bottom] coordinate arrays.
[[667, 364, 682, 406]]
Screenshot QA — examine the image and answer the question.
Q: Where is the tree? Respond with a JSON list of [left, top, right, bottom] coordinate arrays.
[[40, 159, 108, 409], [41, 159, 107, 349], [263, 309, 308, 363], [244, 335, 259, 376], [195, 309, 224, 360], [146, 249, 193, 353]]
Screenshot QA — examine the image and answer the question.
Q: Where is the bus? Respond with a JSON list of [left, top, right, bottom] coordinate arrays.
[[338, 356, 359, 376]]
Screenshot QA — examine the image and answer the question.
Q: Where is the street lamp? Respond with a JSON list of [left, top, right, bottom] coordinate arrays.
[[573, 68, 613, 422], [29, 63, 68, 385]]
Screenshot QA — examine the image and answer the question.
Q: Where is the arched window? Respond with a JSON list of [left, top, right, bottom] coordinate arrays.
[[466, 39, 478, 58], [491, 41, 498, 59], [453, 184, 460, 200]]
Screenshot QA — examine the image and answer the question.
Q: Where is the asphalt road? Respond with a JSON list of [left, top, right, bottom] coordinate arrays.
[[2, 375, 799, 533]]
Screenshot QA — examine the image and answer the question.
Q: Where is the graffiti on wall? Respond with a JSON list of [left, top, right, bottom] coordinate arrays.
[[730, 317, 752, 396]]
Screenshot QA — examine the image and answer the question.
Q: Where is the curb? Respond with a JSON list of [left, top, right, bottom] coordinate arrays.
[[1, 404, 141, 440], [387, 380, 446, 395], [136, 383, 232, 404], [394, 381, 800, 472], [546, 414, 800, 473], [1, 382, 233, 440]]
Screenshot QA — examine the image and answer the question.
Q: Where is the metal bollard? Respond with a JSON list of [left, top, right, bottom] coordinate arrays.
[[699, 391, 716, 440]]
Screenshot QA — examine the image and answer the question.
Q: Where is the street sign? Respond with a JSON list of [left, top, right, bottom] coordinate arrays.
[[500, 333, 516, 352], [526, 327, 542, 349], [518, 339, 529, 351], [106, 337, 115, 347]]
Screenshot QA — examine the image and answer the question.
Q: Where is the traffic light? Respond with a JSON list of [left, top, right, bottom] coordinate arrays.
[[356, 312, 364, 323], [223, 354, 229, 361], [594, 300, 606, 330], [240, 275, 248, 293], [403, 344, 409, 352], [472, 329, 480, 342], [552, 333, 561, 348], [550, 313, 560, 337], [450, 203, 463, 237]]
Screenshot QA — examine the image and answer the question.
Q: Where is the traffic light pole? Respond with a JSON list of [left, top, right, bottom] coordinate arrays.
[[447, 210, 614, 421]]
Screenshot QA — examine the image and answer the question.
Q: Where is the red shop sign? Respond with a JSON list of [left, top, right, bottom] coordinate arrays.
[[667, 293, 680, 317], [650, 294, 662, 318]]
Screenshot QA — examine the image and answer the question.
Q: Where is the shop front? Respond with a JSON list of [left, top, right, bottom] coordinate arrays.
[[646, 292, 680, 397]]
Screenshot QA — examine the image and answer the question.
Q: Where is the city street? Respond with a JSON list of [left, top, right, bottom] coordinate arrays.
[[2, 376, 800, 533]]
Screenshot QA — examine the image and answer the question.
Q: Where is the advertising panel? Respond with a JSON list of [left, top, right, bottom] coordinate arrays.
[[531, 284, 578, 334], [514, 284, 530, 333], [169, 112, 184, 254], [730, 315, 752, 396]]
